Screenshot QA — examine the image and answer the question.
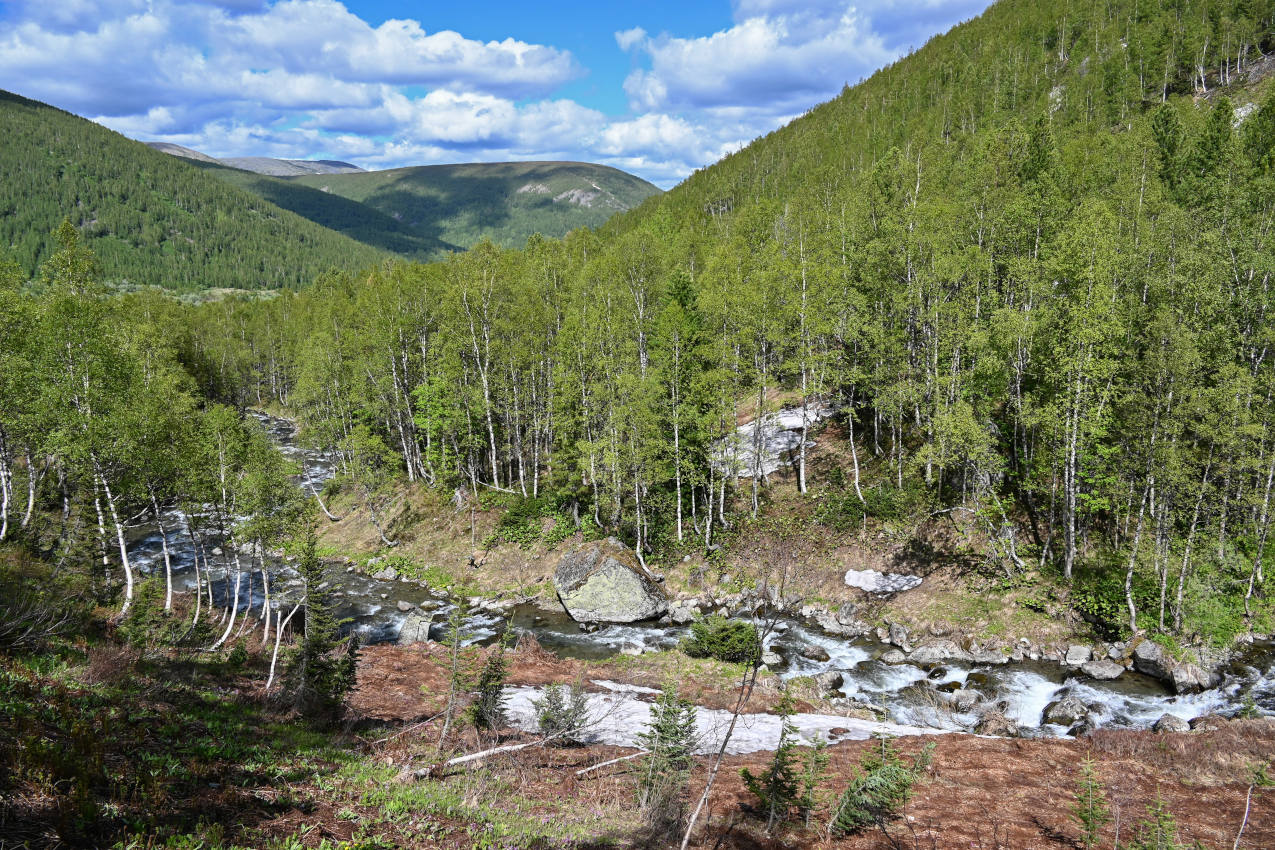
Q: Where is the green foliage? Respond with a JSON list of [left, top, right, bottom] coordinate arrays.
[[680, 615, 761, 665], [117, 580, 184, 651], [468, 635, 511, 731], [1070, 756, 1111, 850], [740, 694, 804, 831], [287, 531, 359, 720], [1129, 797, 1188, 850], [635, 685, 698, 837], [829, 738, 934, 836], [0, 91, 388, 292], [532, 682, 590, 741]]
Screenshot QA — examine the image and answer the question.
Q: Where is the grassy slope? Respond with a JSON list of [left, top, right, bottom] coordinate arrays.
[[0, 91, 390, 292], [286, 161, 661, 251]]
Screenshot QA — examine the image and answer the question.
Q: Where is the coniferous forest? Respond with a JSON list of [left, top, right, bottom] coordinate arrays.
[[4, 0, 1275, 848]]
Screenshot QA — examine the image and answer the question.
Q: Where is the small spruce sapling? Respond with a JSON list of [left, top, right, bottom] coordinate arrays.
[[533, 681, 590, 741], [468, 630, 511, 731], [1131, 796, 1186, 850], [635, 684, 698, 837], [740, 693, 802, 831], [1071, 755, 1111, 850], [829, 736, 934, 837]]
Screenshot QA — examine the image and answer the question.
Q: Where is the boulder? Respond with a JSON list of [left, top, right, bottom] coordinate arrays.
[[396, 610, 434, 645], [888, 622, 913, 653], [1170, 662, 1218, 694], [814, 671, 845, 694], [1131, 638, 1220, 694], [1131, 639, 1174, 682], [969, 648, 1010, 665], [1152, 713, 1190, 733], [946, 688, 980, 712], [799, 644, 832, 663], [844, 569, 923, 594], [761, 650, 784, 668], [833, 698, 889, 721], [1064, 644, 1093, 666], [909, 640, 973, 665], [1042, 696, 1088, 726], [1081, 660, 1124, 681], [553, 537, 668, 624], [372, 566, 399, 581], [879, 648, 908, 664], [974, 711, 1020, 737], [396, 600, 415, 613]]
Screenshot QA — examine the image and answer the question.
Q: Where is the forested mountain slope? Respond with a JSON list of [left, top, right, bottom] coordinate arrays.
[[184, 0, 1275, 648], [284, 161, 661, 251], [0, 90, 390, 292], [183, 160, 453, 259]]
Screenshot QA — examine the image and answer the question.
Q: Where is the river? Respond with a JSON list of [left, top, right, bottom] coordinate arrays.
[[123, 411, 1275, 740]]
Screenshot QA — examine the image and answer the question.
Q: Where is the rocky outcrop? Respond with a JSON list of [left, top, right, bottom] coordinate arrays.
[[1131, 638, 1220, 694], [553, 537, 668, 624], [396, 610, 435, 645], [909, 640, 974, 665]]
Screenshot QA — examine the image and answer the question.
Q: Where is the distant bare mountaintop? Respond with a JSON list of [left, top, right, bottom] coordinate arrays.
[[145, 143, 364, 175]]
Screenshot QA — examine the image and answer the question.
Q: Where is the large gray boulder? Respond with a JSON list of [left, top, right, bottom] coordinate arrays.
[[553, 537, 668, 624], [396, 610, 435, 645], [1042, 696, 1088, 726], [1131, 639, 1219, 694], [909, 639, 974, 665], [1081, 659, 1125, 681]]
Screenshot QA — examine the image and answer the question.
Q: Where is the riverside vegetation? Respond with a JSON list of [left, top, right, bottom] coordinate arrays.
[[3, 0, 1275, 847]]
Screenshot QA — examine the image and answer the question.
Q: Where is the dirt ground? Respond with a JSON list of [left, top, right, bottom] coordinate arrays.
[[347, 643, 1275, 850]]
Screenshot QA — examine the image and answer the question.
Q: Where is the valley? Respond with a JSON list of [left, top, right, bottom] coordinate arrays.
[[3, 0, 1275, 847]]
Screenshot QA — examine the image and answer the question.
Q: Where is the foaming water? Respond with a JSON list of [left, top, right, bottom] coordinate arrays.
[[121, 410, 1274, 738]]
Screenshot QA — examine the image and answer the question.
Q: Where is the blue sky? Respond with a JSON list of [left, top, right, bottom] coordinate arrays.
[[0, 0, 992, 187]]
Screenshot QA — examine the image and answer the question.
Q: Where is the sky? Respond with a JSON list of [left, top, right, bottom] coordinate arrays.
[[0, 0, 992, 188]]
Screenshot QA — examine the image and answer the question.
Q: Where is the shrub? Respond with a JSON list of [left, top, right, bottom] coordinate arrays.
[[680, 615, 760, 665], [829, 737, 934, 836], [532, 682, 590, 741], [635, 686, 698, 839], [740, 694, 802, 831], [117, 579, 184, 651], [0, 564, 84, 653], [287, 531, 358, 719], [468, 636, 510, 731], [1070, 756, 1111, 850]]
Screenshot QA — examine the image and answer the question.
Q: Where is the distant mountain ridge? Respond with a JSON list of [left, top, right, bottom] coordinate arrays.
[[146, 143, 662, 252], [145, 143, 364, 176]]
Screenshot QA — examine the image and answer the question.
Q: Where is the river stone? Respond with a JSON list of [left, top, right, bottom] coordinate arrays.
[[799, 644, 832, 663], [1042, 696, 1088, 726], [396, 600, 415, 613], [974, 710, 1020, 737], [1082, 660, 1124, 681], [1131, 639, 1173, 682], [396, 610, 434, 645], [1153, 713, 1190, 733], [1064, 644, 1093, 666], [880, 649, 907, 664], [372, 566, 398, 581], [1170, 662, 1218, 694], [844, 569, 923, 594], [553, 537, 668, 624], [969, 648, 1009, 665], [761, 650, 784, 668], [909, 640, 973, 665], [946, 688, 979, 712], [814, 671, 844, 694]]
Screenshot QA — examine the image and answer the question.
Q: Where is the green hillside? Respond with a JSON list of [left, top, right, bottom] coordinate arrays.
[[188, 160, 452, 259], [285, 161, 661, 250], [0, 90, 390, 292], [191, 0, 1275, 647]]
